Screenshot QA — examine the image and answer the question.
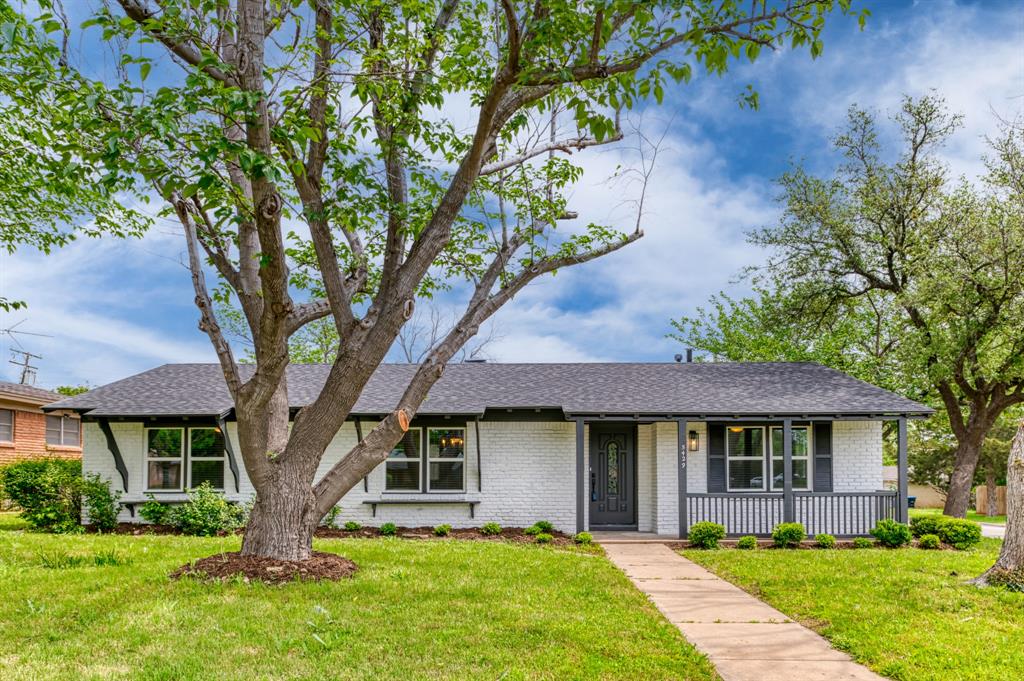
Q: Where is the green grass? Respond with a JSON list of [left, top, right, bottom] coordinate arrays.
[[910, 507, 1006, 525], [684, 540, 1022, 681], [0, 526, 715, 680]]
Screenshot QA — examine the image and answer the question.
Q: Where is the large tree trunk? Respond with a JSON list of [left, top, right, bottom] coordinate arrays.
[[944, 430, 986, 518], [241, 480, 319, 561], [972, 420, 1024, 586]]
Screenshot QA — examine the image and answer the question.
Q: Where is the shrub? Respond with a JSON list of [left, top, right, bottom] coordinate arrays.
[[815, 533, 837, 549], [138, 495, 173, 525], [321, 506, 342, 528], [379, 522, 397, 536], [532, 520, 554, 533], [736, 535, 758, 550], [936, 517, 982, 550], [343, 520, 362, 531], [0, 458, 83, 532], [524, 525, 541, 536], [169, 483, 245, 536], [573, 531, 593, 545], [918, 533, 941, 549], [688, 521, 727, 549], [480, 522, 502, 536], [433, 524, 452, 537], [534, 532, 553, 544], [910, 515, 942, 538], [852, 537, 874, 549], [772, 522, 806, 548], [870, 519, 912, 548], [81, 474, 121, 532]]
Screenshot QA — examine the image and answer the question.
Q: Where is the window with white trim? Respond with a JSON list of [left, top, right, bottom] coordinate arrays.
[[385, 429, 422, 491], [428, 428, 465, 491], [146, 428, 184, 490], [770, 426, 811, 491], [189, 428, 226, 489], [46, 415, 80, 446], [727, 426, 766, 491], [0, 409, 13, 442]]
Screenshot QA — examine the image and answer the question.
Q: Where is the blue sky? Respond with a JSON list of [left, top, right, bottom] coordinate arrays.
[[1, 0, 1022, 388]]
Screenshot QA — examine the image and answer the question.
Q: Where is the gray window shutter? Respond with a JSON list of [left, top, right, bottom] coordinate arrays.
[[814, 422, 833, 492], [708, 424, 726, 492]]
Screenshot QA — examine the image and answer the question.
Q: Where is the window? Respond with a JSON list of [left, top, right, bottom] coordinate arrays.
[[770, 427, 811, 491], [385, 429, 422, 491], [189, 428, 226, 488], [0, 409, 12, 442], [45, 415, 80, 446], [727, 426, 765, 491], [146, 428, 184, 490], [428, 428, 465, 491]]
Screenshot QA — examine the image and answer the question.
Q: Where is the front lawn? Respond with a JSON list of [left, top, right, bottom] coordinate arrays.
[[0, 526, 715, 680], [684, 540, 1021, 681], [910, 507, 1006, 525]]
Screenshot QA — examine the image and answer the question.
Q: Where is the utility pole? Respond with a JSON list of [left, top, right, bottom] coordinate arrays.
[[9, 349, 41, 385]]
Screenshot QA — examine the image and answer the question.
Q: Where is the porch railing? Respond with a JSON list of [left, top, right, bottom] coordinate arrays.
[[686, 491, 898, 537]]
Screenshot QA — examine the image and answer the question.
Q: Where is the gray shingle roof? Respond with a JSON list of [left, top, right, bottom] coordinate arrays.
[[0, 380, 62, 405], [44, 362, 932, 418]]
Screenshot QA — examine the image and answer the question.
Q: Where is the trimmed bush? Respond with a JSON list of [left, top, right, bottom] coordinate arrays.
[[138, 495, 173, 525], [524, 525, 541, 536], [343, 520, 362, 531], [910, 515, 942, 538], [532, 520, 554, 533], [771, 522, 806, 548], [0, 458, 83, 532], [379, 522, 397, 536], [852, 537, 874, 549], [81, 473, 121, 532], [918, 533, 941, 549], [736, 535, 758, 550], [573, 531, 593, 545], [534, 532, 553, 544], [870, 519, 912, 548], [169, 483, 245, 536], [688, 521, 727, 549], [480, 522, 502, 536], [433, 524, 452, 537], [815, 533, 837, 549], [936, 517, 982, 550]]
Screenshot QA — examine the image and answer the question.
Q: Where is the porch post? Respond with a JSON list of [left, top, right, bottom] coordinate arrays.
[[677, 418, 688, 539], [783, 418, 794, 523], [575, 418, 585, 533], [897, 417, 909, 524]]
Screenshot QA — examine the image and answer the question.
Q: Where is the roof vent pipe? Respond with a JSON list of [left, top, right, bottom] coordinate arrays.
[[686, 348, 693, 363], [673, 354, 683, 363], [464, 358, 487, 363]]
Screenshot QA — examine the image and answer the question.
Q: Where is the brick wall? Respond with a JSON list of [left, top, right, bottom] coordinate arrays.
[[832, 420, 884, 491], [0, 408, 81, 465]]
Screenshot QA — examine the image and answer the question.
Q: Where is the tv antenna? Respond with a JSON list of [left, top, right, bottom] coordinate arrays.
[[1, 320, 52, 385]]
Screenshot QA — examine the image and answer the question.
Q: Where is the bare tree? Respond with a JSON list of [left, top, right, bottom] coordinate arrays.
[[397, 306, 500, 363]]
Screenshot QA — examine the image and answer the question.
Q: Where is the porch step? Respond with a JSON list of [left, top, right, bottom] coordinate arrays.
[[590, 531, 681, 544]]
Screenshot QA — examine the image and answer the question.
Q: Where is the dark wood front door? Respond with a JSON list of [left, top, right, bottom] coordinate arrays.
[[589, 425, 636, 527]]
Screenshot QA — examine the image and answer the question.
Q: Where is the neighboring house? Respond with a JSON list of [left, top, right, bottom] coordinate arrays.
[[882, 465, 946, 509], [46, 362, 932, 536], [0, 381, 82, 465]]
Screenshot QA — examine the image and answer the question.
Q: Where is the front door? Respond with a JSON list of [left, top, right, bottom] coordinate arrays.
[[589, 425, 636, 527]]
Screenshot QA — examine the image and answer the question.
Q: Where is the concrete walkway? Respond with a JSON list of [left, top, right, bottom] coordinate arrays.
[[602, 543, 883, 681], [981, 523, 1005, 539]]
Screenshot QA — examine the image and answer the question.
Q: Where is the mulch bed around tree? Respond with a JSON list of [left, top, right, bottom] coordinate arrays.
[[170, 551, 357, 584]]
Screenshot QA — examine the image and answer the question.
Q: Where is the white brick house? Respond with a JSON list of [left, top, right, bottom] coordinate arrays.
[[49, 362, 931, 536]]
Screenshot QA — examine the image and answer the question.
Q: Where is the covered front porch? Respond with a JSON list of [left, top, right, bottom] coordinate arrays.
[[573, 415, 913, 538]]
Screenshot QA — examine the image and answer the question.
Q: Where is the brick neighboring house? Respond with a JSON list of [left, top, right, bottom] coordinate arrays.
[[0, 381, 81, 465]]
